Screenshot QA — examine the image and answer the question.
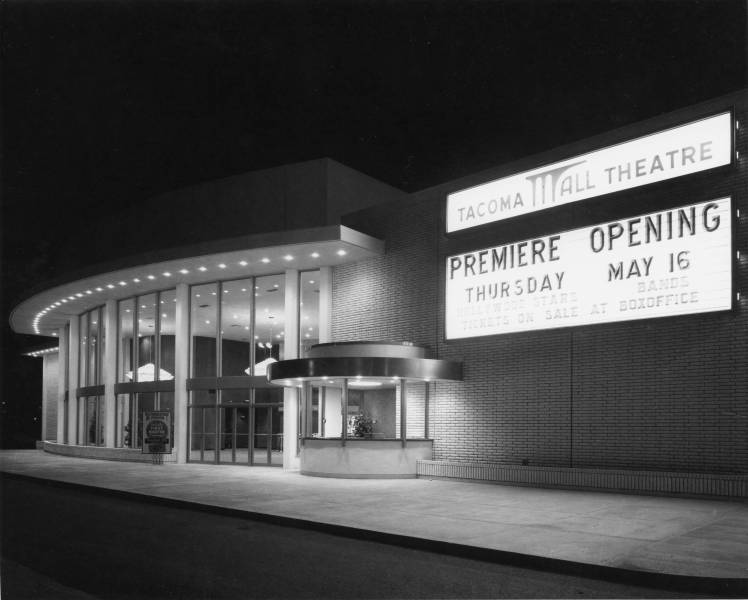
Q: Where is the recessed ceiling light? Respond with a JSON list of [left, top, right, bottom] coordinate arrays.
[[310, 252, 320, 258], [76, 293, 84, 297], [96, 287, 103, 291], [198, 266, 207, 272], [179, 269, 189, 274], [106, 285, 114, 289], [336, 249, 347, 256], [133, 278, 140, 283], [68, 296, 75, 300], [147, 275, 155, 280], [162, 313, 167, 318], [163, 272, 171, 277], [218, 263, 226, 269], [239, 260, 248, 266], [86, 290, 93, 294], [205, 320, 210, 324], [261, 258, 270, 264], [119, 281, 127, 286], [283, 255, 293, 261]]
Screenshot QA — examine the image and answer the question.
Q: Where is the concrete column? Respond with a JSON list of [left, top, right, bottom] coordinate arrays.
[[56, 325, 68, 443], [39, 353, 59, 442], [174, 283, 190, 463], [103, 299, 117, 447], [318, 266, 332, 343], [283, 269, 300, 470], [67, 316, 79, 445]]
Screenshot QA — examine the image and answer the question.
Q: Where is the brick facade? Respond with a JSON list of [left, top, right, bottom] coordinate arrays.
[[335, 89, 748, 476]]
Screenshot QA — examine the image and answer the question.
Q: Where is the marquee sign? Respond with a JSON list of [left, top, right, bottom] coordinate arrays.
[[447, 112, 732, 232], [445, 198, 732, 339]]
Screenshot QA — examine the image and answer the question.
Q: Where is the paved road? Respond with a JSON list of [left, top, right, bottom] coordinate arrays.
[[1, 476, 705, 599]]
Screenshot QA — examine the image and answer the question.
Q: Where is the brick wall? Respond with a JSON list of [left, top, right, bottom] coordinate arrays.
[[335, 89, 748, 476]]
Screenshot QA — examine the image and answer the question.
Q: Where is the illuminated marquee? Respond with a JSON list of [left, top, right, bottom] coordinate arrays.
[[445, 198, 732, 339], [447, 112, 732, 232]]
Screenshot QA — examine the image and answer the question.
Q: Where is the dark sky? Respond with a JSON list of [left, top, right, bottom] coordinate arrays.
[[1, 0, 746, 443]]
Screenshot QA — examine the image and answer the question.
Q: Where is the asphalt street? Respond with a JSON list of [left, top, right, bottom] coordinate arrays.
[[0, 476, 705, 599]]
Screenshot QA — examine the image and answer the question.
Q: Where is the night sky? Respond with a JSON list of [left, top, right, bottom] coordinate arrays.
[[2, 0, 746, 445]]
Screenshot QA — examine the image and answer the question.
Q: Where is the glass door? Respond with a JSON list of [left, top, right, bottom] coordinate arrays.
[[253, 404, 283, 465], [218, 406, 251, 464]]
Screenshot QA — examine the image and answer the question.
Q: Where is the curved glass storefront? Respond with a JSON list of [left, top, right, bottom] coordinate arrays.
[[68, 271, 321, 464]]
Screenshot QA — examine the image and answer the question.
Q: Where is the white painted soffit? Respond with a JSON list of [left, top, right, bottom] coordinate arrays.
[[11, 225, 384, 336]]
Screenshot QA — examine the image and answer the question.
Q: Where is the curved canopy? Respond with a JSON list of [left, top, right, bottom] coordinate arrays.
[[267, 342, 462, 386]]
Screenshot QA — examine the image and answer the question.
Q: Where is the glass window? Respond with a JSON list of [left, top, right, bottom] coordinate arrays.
[[77, 396, 86, 445], [158, 391, 174, 413], [348, 380, 397, 439], [88, 309, 99, 386], [78, 313, 88, 388], [137, 294, 157, 381], [299, 270, 320, 357], [254, 274, 285, 373], [119, 298, 135, 383], [116, 393, 133, 448], [191, 283, 217, 377], [86, 396, 98, 445], [159, 290, 176, 379], [135, 392, 156, 448], [220, 279, 252, 376], [221, 388, 251, 404]]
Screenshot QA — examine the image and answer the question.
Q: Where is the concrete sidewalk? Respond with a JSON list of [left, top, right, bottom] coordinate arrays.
[[2, 450, 747, 591]]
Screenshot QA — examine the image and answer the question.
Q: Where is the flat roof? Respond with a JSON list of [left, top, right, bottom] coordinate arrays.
[[10, 225, 384, 336]]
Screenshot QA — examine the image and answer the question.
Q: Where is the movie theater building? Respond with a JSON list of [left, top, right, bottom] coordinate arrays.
[[13, 88, 748, 497]]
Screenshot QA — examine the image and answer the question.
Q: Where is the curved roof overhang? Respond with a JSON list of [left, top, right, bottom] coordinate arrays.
[[10, 225, 384, 336]]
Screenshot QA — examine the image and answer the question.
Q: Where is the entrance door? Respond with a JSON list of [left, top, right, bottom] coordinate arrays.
[[217, 406, 250, 464], [253, 404, 283, 465]]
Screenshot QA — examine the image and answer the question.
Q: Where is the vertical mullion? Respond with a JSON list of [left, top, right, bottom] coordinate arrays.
[[216, 282, 222, 377], [320, 386, 326, 438], [155, 292, 161, 401], [232, 408, 237, 464], [400, 380, 407, 448], [267, 406, 272, 465], [97, 307, 102, 386], [424, 382, 430, 439], [341, 379, 348, 447], [249, 276, 256, 374], [133, 300, 139, 383], [249, 389, 255, 465]]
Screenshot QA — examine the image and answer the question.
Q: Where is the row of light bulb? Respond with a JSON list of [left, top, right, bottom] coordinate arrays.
[[32, 250, 344, 335]]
